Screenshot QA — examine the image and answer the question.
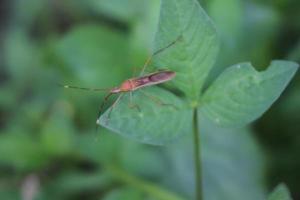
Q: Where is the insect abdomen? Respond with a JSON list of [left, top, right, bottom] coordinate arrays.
[[132, 71, 176, 90], [149, 71, 176, 82]]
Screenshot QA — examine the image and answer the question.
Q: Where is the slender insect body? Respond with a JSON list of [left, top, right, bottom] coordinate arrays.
[[61, 35, 182, 126], [109, 70, 176, 93], [128, 70, 176, 91], [110, 87, 122, 93], [119, 79, 136, 92], [148, 70, 176, 83]]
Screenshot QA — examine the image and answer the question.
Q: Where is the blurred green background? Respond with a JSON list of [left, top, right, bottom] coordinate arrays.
[[0, 0, 299, 199]]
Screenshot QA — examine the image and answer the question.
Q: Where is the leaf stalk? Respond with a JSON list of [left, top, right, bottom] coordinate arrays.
[[105, 164, 186, 200], [193, 108, 203, 200]]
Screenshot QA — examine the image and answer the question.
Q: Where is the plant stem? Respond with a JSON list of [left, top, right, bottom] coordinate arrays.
[[193, 108, 203, 200], [105, 164, 186, 200]]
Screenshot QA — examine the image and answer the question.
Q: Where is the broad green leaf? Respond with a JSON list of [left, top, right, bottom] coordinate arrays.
[[128, 0, 160, 67], [4, 29, 42, 81], [13, 0, 47, 28], [164, 116, 266, 200], [206, 0, 243, 78], [77, 130, 123, 164], [288, 39, 300, 62], [206, 1, 280, 83], [0, 132, 46, 171], [153, 0, 219, 102], [0, 188, 19, 200], [44, 171, 113, 196], [56, 24, 130, 87], [40, 109, 75, 157], [99, 87, 192, 145], [56, 24, 132, 127], [87, 0, 146, 23], [243, 3, 280, 67], [268, 184, 292, 200], [200, 61, 298, 127], [103, 188, 143, 200], [78, 131, 166, 178], [207, 0, 243, 41], [0, 85, 18, 109], [120, 141, 166, 178]]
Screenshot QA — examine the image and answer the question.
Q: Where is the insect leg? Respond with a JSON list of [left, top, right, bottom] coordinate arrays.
[[139, 34, 183, 76], [95, 93, 114, 128], [139, 56, 153, 76], [128, 92, 141, 112], [105, 93, 124, 125], [131, 66, 139, 77], [139, 90, 178, 110]]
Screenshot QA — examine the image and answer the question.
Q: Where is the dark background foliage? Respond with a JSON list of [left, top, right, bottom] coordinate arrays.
[[0, 0, 299, 199]]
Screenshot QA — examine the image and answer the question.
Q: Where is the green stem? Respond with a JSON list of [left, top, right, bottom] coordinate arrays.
[[193, 108, 203, 200], [105, 164, 186, 200]]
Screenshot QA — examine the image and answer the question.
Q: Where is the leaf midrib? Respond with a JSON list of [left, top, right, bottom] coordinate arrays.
[[174, 0, 200, 102]]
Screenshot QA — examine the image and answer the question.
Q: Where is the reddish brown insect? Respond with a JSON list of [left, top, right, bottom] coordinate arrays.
[[61, 35, 182, 125], [62, 70, 176, 124], [110, 70, 176, 93]]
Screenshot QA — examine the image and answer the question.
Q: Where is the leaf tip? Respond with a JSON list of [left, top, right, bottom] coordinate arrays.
[[270, 60, 299, 73], [268, 183, 293, 200]]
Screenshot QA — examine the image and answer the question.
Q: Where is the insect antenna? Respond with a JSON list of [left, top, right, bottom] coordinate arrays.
[[153, 34, 183, 56], [95, 92, 114, 128], [140, 34, 183, 75], [57, 83, 110, 92], [95, 93, 123, 140]]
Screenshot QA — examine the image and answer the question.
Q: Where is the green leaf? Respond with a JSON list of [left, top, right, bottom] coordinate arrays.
[[128, 0, 160, 66], [99, 87, 192, 145], [243, 3, 280, 67], [207, 0, 243, 41], [0, 188, 19, 200], [13, 0, 47, 28], [288, 39, 300, 62], [0, 132, 46, 171], [268, 184, 292, 200], [45, 171, 113, 196], [206, 0, 243, 74], [153, 0, 219, 101], [87, 0, 146, 23], [120, 141, 166, 178], [164, 116, 266, 200], [78, 131, 166, 178], [77, 130, 122, 164], [200, 61, 298, 127], [56, 24, 130, 87], [103, 188, 143, 200], [4, 29, 42, 81], [0, 85, 19, 111], [40, 109, 75, 157]]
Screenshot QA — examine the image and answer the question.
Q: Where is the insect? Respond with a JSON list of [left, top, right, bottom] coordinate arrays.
[[61, 35, 182, 125]]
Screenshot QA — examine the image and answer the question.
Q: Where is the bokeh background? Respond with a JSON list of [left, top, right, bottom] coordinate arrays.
[[0, 0, 300, 199]]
